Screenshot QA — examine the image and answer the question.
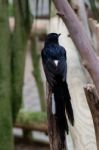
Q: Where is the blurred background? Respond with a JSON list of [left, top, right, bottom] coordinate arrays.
[[1, 0, 99, 149]]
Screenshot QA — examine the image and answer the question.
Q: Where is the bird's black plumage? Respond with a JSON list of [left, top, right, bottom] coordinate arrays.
[[41, 33, 74, 142]]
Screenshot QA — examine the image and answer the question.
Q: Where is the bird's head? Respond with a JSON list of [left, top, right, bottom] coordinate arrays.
[[45, 33, 61, 45]]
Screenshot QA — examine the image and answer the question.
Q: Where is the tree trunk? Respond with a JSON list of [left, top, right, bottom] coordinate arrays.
[[49, 16, 96, 150], [52, 0, 99, 97], [70, 0, 92, 83], [89, 18, 99, 55], [11, 0, 31, 122], [0, 0, 14, 149], [70, 0, 91, 39]]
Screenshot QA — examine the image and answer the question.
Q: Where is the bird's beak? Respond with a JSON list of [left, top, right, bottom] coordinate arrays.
[[58, 33, 61, 37]]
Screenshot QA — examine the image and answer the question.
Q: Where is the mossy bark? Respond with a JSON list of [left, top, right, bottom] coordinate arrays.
[[0, 0, 14, 149], [11, 0, 31, 122]]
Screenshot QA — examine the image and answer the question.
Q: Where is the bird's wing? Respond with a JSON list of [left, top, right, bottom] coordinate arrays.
[[42, 59, 56, 87], [41, 49, 56, 87], [57, 58, 67, 81]]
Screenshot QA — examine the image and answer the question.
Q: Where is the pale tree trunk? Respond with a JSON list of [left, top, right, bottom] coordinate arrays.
[[70, 0, 91, 39], [70, 0, 92, 83], [89, 18, 99, 55], [52, 0, 99, 97], [49, 16, 96, 150]]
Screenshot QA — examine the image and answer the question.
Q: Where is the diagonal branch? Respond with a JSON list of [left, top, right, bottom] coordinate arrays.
[[53, 0, 99, 97]]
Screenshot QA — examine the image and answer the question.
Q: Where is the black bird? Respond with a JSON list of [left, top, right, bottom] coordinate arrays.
[[41, 33, 74, 141]]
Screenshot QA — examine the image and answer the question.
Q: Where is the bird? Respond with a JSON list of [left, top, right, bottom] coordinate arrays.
[[41, 33, 74, 142]]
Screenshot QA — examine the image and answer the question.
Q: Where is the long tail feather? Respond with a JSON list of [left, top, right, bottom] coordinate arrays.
[[62, 82, 74, 125], [53, 81, 74, 141], [53, 83, 69, 142]]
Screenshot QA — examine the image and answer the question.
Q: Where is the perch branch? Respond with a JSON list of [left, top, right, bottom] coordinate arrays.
[[46, 84, 67, 150]]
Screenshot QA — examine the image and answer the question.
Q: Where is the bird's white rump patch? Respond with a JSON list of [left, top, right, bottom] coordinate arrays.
[[54, 60, 58, 66]]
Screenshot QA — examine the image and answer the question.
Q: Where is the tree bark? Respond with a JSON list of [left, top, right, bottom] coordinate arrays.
[[47, 84, 67, 150], [84, 84, 99, 150], [0, 0, 14, 149], [52, 0, 99, 97], [70, 0, 91, 39], [89, 18, 99, 55], [70, 0, 92, 83]]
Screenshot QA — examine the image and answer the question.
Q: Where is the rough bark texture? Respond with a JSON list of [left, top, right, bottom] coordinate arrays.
[[52, 0, 99, 97], [84, 84, 99, 150], [46, 84, 67, 150], [0, 0, 14, 149]]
